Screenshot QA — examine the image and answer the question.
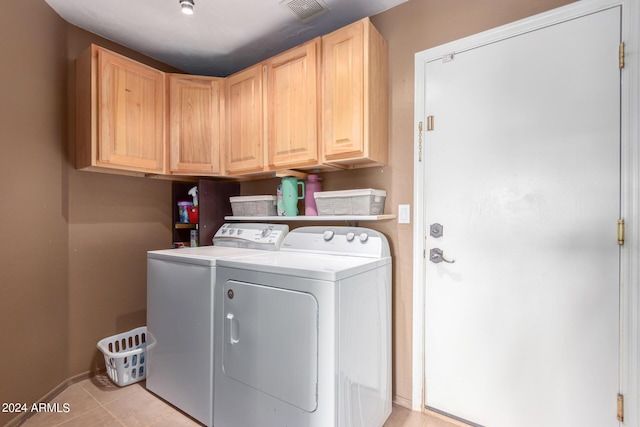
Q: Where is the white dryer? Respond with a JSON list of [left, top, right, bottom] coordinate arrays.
[[213, 226, 392, 427], [146, 223, 288, 427]]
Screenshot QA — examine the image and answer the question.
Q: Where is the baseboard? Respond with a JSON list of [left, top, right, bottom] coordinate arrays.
[[424, 407, 475, 427], [3, 369, 105, 427], [392, 394, 412, 409]]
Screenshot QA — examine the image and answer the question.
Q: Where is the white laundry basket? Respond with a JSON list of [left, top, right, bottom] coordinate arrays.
[[97, 326, 156, 387]]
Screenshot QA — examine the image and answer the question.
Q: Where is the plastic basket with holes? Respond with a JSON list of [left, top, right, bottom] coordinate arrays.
[[96, 326, 156, 387]]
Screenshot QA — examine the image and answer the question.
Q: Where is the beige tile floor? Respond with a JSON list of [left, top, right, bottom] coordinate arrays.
[[20, 374, 461, 427]]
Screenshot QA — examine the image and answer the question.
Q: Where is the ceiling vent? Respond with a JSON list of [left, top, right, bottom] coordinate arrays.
[[280, 0, 330, 23]]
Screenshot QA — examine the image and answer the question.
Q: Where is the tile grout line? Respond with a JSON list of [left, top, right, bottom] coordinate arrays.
[[78, 380, 127, 427], [48, 385, 99, 427]]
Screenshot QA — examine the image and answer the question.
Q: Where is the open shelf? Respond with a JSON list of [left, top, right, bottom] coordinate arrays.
[[174, 223, 198, 229], [224, 214, 396, 222]]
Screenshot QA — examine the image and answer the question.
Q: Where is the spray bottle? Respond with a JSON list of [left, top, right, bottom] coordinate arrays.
[[188, 186, 199, 246], [188, 186, 198, 207]]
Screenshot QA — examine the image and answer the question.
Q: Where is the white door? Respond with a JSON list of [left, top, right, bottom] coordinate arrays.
[[422, 6, 621, 427]]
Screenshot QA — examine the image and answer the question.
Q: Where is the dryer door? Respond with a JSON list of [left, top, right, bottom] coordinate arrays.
[[223, 280, 319, 412]]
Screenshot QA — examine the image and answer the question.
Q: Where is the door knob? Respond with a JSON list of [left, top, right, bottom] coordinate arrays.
[[430, 248, 455, 264]]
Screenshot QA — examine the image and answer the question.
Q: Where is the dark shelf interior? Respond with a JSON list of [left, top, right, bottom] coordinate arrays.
[[172, 180, 240, 247]]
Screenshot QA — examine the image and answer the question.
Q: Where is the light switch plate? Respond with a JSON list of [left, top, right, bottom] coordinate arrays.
[[398, 204, 410, 224]]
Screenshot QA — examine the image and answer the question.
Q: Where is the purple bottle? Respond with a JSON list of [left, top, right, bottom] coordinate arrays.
[[304, 174, 322, 216]]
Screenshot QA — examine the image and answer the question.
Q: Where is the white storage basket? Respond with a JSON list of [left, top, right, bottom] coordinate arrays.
[[97, 326, 156, 387], [314, 189, 386, 215], [230, 195, 277, 216]]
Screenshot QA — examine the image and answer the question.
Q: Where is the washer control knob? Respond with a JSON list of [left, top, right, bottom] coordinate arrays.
[[228, 228, 235, 235], [346, 232, 355, 241], [221, 228, 227, 234], [237, 229, 243, 235], [323, 230, 335, 241], [262, 228, 272, 237], [359, 232, 369, 243]]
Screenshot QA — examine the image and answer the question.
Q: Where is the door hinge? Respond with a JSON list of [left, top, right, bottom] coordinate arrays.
[[617, 393, 624, 422], [620, 42, 625, 69], [426, 115, 435, 132], [418, 121, 423, 162], [618, 219, 625, 245]]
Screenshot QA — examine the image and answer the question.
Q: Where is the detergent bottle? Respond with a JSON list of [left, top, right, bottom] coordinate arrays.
[[304, 174, 321, 216]]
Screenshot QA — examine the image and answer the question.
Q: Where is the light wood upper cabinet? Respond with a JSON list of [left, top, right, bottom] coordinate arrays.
[[76, 18, 390, 180], [168, 74, 223, 176], [322, 18, 388, 168], [76, 44, 165, 175], [224, 64, 264, 175], [266, 38, 321, 170]]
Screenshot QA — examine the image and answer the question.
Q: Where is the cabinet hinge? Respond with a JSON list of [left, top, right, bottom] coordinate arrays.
[[618, 219, 625, 245], [617, 393, 624, 422], [620, 42, 625, 69]]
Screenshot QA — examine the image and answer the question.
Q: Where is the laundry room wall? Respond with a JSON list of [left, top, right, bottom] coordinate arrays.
[[0, 1, 175, 425], [242, 0, 575, 407], [0, 2, 69, 425], [64, 24, 178, 380]]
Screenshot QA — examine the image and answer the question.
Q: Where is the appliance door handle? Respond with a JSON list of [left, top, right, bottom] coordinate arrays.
[[227, 313, 240, 345]]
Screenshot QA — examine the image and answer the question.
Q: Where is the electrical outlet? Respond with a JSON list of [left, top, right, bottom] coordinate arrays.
[[398, 204, 410, 224]]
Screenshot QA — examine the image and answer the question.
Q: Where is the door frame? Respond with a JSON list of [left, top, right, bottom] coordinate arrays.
[[412, 0, 640, 425]]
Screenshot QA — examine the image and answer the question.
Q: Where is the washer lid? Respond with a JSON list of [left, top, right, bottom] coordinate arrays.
[[147, 246, 262, 266], [217, 251, 390, 281], [147, 223, 290, 266]]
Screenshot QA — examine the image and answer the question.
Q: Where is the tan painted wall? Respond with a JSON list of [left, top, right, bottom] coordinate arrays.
[[64, 24, 179, 379], [0, 0, 575, 424], [0, 3, 69, 425], [0, 1, 176, 425]]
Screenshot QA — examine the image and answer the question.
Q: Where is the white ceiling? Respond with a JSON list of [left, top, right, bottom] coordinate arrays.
[[44, 0, 407, 76]]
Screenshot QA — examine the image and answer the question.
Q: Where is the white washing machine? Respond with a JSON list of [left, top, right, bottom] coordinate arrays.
[[146, 223, 288, 427], [213, 226, 392, 427]]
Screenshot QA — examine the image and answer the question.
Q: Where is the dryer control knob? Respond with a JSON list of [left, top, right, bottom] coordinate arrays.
[[359, 232, 369, 243], [346, 232, 355, 241], [323, 230, 335, 241]]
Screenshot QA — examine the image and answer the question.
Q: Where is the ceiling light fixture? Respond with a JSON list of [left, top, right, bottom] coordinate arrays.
[[180, 0, 195, 15]]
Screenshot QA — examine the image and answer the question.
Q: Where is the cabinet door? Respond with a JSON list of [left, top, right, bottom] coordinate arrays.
[[322, 20, 365, 161], [266, 39, 320, 169], [97, 48, 165, 173], [224, 65, 264, 175], [169, 75, 222, 175], [322, 18, 388, 168]]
